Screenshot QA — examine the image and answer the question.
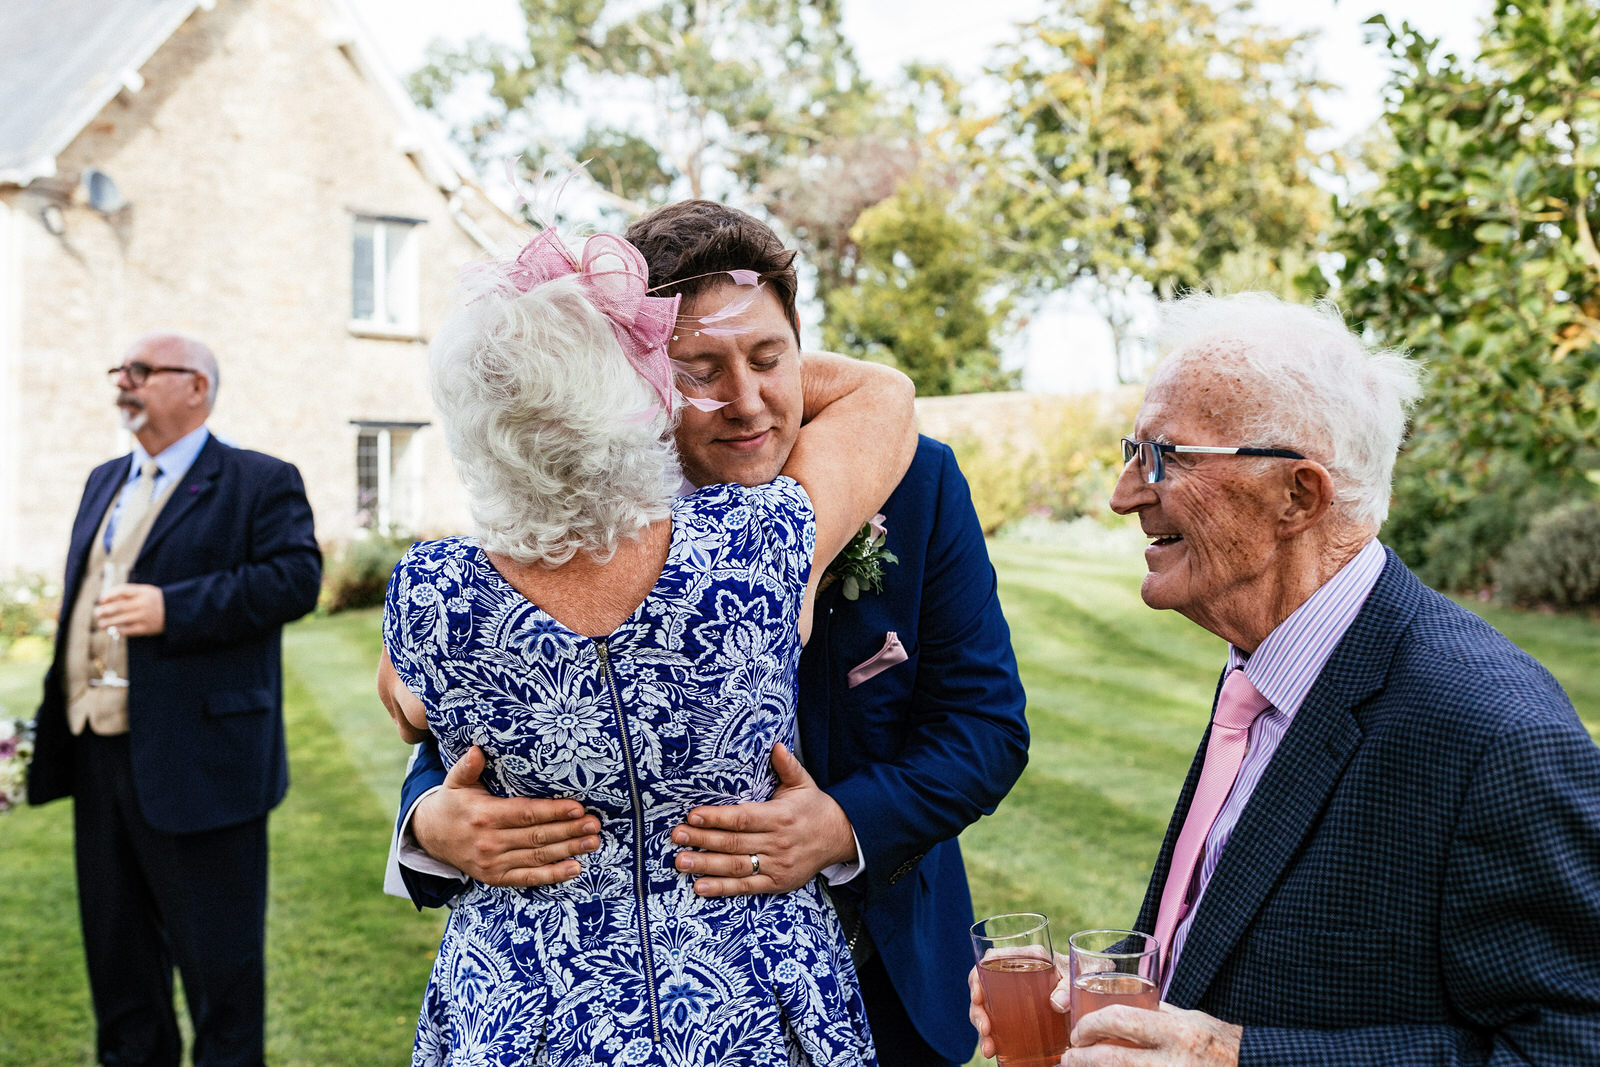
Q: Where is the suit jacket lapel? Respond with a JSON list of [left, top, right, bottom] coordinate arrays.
[[1162, 550, 1421, 1006], [64, 461, 128, 603], [139, 436, 223, 563]]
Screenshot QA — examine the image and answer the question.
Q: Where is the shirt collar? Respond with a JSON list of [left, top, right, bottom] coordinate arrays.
[[129, 424, 210, 484], [1228, 538, 1387, 717]]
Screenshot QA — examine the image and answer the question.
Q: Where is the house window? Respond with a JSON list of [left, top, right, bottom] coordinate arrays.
[[351, 215, 422, 336], [354, 422, 426, 533]]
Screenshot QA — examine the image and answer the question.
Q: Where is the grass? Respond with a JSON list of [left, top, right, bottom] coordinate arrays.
[[0, 612, 444, 1066], [1, 530, 1595, 1066]]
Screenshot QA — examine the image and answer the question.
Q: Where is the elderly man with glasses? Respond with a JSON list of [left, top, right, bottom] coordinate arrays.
[[970, 292, 1600, 1065], [29, 332, 321, 1067]]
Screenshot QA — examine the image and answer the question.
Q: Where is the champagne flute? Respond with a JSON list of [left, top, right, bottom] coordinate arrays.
[[1067, 928, 1160, 1039], [971, 912, 1069, 1065], [89, 560, 130, 688]]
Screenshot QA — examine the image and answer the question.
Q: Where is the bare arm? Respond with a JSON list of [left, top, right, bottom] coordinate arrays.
[[377, 647, 429, 744], [782, 351, 916, 640]]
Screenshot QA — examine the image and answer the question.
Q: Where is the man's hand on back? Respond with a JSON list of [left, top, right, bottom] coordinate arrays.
[[671, 742, 856, 896], [411, 745, 602, 887]]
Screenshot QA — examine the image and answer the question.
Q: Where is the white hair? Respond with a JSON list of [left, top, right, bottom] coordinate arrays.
[[1153, 291, 1424, 528], [430, 271, 680, 566]]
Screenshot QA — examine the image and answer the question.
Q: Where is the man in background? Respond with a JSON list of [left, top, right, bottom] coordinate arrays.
[[390, 202, 1031, 1066], [30, 332, 321, 1067]]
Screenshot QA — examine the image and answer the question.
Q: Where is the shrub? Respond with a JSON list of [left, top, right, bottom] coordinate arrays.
[[0, 572, 59, 657], [1495, 501, 1600, 610], [320, 534, 417, 615], [942, 391, 1140, 536], [1383, 454, 1571, 593]]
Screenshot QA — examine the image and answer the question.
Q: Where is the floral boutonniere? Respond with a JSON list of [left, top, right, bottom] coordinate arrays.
[[823, 513, 898, 601], [0, 713, 35, 814]]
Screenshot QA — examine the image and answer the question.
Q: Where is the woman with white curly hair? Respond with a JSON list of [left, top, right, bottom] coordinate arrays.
[[378, 227, 914, 1067]]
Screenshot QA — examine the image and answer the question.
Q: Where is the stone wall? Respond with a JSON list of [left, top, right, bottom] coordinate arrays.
[[1, 0, 500, 578]]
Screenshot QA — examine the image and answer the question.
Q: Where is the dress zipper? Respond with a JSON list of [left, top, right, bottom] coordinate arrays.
[[596, 637, 663, 1043]]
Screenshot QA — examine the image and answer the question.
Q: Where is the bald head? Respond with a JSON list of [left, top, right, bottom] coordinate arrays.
[[115, 332, 219, 454], [130, 332, 219, 410]]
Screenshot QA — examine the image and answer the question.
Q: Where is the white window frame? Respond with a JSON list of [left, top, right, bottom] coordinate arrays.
[[354, 421, 426, 535], [349, 214, 423, 338]]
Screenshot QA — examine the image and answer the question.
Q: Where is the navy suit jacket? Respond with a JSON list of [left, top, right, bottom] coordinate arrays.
[[397, 436, 1030, 1061], [30, 435, 321, 834], [1133, 549, 1600, 1064]]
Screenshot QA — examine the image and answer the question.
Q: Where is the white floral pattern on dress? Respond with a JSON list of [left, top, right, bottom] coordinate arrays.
[[385, 478, 875, 1067]]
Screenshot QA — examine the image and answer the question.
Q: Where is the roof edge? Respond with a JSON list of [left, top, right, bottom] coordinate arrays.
[[0, 0, 205, 189]]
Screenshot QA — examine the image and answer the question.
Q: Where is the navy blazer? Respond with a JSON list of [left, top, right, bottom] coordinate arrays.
[[1133, 549, 1600, 1064], [397, 437, 1029, 1061], [30, 435, 321, 834]]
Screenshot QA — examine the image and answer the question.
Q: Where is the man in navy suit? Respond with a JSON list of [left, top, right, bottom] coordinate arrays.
[[388, 202, 1030, 1065], [972, 292, 1600, 1064], [30, 333, 321, 1067]]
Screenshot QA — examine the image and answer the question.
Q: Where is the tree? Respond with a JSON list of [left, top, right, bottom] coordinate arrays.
[[1335, 1, 1600, 488], [984, 0, 1331, 380], [407, 0, 910, 291], [822, 175, 1017, 395]]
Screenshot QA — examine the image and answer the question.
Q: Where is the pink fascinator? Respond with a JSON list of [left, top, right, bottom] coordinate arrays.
[[505, 229, 686, 416]]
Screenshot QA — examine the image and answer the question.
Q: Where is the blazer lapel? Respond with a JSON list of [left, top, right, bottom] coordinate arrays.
[[1163, 550, 1421, 1006], [63, 461, 128, 600], [138, 436, 222, 563]]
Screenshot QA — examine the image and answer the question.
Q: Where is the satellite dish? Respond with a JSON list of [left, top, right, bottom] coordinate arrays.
[[82, 168, 126, 215]]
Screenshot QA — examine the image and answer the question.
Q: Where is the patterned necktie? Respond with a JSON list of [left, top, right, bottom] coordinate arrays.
[[112, 459, 163, 549], [1152, 668, 1272, 970]]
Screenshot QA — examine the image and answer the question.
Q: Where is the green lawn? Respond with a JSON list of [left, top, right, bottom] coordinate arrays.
[[1, 532, 1595, 1065]]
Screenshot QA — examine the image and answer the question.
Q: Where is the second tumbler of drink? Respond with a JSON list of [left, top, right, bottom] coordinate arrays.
[[1067, 928, 1160, 1027], [971, 912, 1069, 1066]]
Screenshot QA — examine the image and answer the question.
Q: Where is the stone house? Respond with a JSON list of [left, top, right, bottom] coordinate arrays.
[[0, 0, 513, 581]]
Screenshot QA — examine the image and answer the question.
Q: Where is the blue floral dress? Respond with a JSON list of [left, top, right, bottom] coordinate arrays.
[[384, 479, 875, 1067]]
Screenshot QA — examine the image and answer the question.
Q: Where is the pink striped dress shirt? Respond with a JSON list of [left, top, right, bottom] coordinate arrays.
[[1162, 538, 1387, 991]]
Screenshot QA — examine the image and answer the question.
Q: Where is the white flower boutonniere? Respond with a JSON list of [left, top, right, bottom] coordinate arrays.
[[823, 513, 898, 601], [0, 713, 36, 814]]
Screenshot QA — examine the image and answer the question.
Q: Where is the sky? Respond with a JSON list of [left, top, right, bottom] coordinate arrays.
[[344, 0, 1495, 392]]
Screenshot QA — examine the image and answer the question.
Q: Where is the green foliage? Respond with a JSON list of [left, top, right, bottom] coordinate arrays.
[[984, 0, 1330, 379], [0, 572, 57, 658], [1382, 453, 1574, 592], [408, 1, 896, 220], [1496, 500, 1600, 610], [942, 392, 1139, 534], [824, 178, 1017, 395], [1334, 2, 1600, 498], [319, 535, 416, 615]]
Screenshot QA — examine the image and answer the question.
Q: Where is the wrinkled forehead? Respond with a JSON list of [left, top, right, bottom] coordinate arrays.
[[1138, 345, 1263, 439]]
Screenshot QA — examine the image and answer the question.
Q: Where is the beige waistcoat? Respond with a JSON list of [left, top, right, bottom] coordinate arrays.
[[63, 477, 182, 735]]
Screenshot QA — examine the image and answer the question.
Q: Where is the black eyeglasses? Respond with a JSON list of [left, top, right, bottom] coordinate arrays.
[[107, 362, 198, 387], [1120, 437, 1306, 484]]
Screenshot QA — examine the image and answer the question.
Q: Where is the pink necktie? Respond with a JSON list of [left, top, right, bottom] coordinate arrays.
[[1152, 669, 1272, 970]]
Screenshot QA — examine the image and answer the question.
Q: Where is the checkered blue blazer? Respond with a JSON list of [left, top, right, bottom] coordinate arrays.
[[1134, 548, 1600, 1064]]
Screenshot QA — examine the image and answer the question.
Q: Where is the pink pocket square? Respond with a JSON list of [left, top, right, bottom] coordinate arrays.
[[847, 632, 908, 688]]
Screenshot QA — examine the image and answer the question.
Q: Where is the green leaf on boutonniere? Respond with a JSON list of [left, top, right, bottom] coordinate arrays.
[[824, 514, 897, 601]]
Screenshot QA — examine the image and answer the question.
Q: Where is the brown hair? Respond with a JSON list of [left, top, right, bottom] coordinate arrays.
[[625, 200, 800, 343]]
